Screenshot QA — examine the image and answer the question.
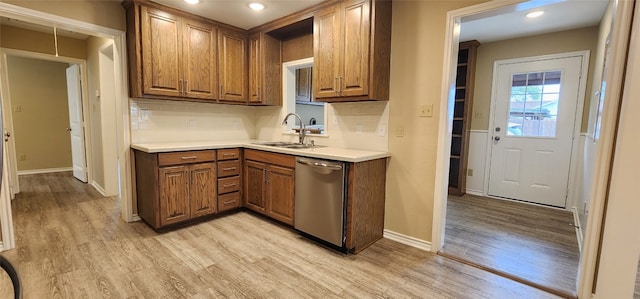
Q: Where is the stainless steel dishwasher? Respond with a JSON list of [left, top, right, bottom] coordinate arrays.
[[294, 157, 346, 248]]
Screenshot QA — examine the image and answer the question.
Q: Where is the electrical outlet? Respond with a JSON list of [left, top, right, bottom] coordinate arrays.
[[19, 154, 26, 161], [467, 169, 473, 176], [419, 104, 433, 117], [475, 111, 484, 118], [355, 124, 363, 135], [377, 125, 386, 137], [14, 105, 22, 113], [395, 126, 404, 137]]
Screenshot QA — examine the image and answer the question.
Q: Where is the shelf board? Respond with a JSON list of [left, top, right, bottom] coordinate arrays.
[[456, 86, 466, 90], [457, 63, 468, 67], [453, 117, 464, 120], [450, 155, 461, 159], [455, 99, 465, 102], [452, 134, 462, 137]]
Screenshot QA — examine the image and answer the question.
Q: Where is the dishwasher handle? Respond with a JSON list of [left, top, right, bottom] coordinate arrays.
[[296, 159, 343, 171]]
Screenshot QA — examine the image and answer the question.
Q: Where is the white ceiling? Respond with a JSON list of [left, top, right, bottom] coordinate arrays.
[[0, 0, 610, 45], [460, 0, 609, 43], [152, 0, 325, 30]]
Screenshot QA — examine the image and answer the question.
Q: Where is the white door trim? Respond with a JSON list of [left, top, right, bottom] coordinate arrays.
[[483, 51, 590, 208], [0, 4, 134, 231], [432, 1, 635, 298], [0, 48, 94, 190]]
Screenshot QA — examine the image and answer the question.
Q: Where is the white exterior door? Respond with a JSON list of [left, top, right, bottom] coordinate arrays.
[[488, 55, 584, 207], [65, 65, 87, 182]]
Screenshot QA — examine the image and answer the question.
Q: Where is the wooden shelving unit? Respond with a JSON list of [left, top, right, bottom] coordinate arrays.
[[448, 40, 480, 196]]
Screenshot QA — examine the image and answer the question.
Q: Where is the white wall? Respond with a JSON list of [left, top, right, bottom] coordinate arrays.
[[465, 130, 487, 195], [130, 99, 256, 143]]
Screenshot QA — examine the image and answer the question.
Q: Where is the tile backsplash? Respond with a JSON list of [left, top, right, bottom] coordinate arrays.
[[130, 98, 388, 152], [130, 99, 256, 143]]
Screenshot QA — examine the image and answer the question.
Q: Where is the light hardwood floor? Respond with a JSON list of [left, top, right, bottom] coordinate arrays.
[[0, 173, 561, 298], [441, 194, 580, 298]]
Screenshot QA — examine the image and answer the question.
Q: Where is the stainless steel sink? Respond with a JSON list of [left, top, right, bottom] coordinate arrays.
[[252, 142, 326, 149]]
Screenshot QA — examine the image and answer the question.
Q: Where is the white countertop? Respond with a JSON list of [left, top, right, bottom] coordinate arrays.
[[130, 140, 390, 163]]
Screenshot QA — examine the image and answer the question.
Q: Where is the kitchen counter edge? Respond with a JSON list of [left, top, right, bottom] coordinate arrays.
[[130, 140, 390, 163]]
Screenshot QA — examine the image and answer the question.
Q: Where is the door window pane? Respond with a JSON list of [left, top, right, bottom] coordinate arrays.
[[508, 71, 561, 137]]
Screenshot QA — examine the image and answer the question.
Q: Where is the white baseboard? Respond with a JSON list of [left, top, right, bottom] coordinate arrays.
[[0, 241, 4, 252], [132, 214, 141, 222], [571, 207, 584, 253], [91, 181, 107, 196], [465, 189, 484, 196], [383, 229, 431, 251], [17, 167, 72, 175]]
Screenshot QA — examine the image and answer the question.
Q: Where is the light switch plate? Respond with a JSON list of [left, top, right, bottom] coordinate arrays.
[[419, 104, 433, 117], [355, 124, 363, 135], [396, 126, 404, 137]]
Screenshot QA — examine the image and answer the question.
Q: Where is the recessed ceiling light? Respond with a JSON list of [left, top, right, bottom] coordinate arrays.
[[184, 0, 199, 4], [249, 2, 265, 11], [526, 10, 544, 18]]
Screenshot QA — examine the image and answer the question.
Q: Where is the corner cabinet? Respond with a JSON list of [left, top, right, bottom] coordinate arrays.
[[248, 32, 282, 106], [448, 40, 480, 196], [126, 3, 218, 100], [243, 149, 295, 225], [313, 0, 392, 102], [134, 149, 217, 230]]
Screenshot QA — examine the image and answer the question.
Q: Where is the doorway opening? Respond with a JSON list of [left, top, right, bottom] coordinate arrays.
[[0, 3, 133, 252], [432, 0, 628, 298]]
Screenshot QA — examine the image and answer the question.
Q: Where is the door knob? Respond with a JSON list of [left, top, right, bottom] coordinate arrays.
[[494, 136, 501, 141], [66, 128, 72, 132], [3, 132, 10, 142], [495, 127, 501, 132]]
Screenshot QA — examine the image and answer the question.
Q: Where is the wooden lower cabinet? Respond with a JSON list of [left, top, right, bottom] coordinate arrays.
[[243, 150, 295, 225], [135, 149, 217, 230]]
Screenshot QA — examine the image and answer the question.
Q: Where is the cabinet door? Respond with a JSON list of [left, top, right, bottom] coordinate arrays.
[[141, 6, 183, 97], [183, 19, 218, 100], [313, 5, 341, 98], [244, 160, 266, 213], [159, 165, 190, 226], [340, 0, 370, 97], [248, 33, 261, 103], [219, 29, 247, 102], [295, 67, 313, 103], [266, 165, 295, 225], [189, 162, 217, 218]]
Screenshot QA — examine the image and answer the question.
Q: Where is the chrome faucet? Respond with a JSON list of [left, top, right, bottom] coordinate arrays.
[[282, 113, 306, 144]]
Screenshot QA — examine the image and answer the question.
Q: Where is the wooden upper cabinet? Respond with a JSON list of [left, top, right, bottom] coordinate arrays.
[[313, 5, 341, 98], [141, 6, 183, 98], [134, 5, 218, 101], [219, 29, 248, 103], [182, 19, 218, 100], [313, 0, 391, 102], [249, 32, 282, 106]]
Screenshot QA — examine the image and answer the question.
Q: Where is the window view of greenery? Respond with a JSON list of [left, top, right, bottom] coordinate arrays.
[[508, 71, 561, 137]]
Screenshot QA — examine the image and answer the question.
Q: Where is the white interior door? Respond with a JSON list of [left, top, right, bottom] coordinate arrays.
[[66, 64, 87, 182], [488, 55, 583, 207]]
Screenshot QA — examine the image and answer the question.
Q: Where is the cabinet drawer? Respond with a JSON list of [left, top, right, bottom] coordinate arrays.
[[218, 176, 240, 194], [218, 160, 240, 177], [218, 192, 241, 212], [158, 150, 216, 166], [217, 148, 240, 161]]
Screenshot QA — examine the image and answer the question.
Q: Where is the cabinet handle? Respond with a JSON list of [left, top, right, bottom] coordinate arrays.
[[222, 153, 235, 157], [220, 84, 224, 99], [339, 77, 343, 94], [223, 183, 237, 188], [334, 77, 338, 94], [179, 79, 183, 94], [223, 199, 236, 205], [185, 80, 188, 95], [181, 156, 197, 160], [222, 167, 237, 171]]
